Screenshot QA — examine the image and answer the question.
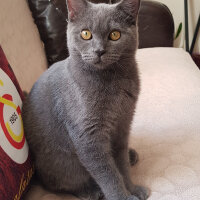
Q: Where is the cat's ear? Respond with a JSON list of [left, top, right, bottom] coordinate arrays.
[[66, 0, 88, 21], [117, 0, 141, 25]]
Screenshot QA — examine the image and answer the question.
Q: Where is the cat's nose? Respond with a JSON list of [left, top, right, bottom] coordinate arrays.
[[95, 50, 106, 57]]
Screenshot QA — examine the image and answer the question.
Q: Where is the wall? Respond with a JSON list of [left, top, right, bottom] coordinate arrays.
[[146, 0, 200, 53], [188, 0, 200, 53]]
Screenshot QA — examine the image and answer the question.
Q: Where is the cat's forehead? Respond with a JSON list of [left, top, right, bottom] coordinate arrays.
[[76, 3, 124, 31], [91, 3, 117, 16]]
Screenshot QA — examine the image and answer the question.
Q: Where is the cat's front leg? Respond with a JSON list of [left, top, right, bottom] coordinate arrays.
[[113, 145, 149, 200], [67, 126, 138, 200]]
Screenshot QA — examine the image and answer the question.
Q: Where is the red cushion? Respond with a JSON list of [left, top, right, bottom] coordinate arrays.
[[0, 46, 34, 200]]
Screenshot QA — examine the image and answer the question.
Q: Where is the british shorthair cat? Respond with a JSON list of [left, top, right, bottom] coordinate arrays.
[[22, 0, 149, 199]]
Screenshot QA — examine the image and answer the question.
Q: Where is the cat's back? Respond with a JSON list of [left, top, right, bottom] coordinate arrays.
[[32, 59, 68, 95], [22, 58, 77, 170], [22, 59, 70, 144]]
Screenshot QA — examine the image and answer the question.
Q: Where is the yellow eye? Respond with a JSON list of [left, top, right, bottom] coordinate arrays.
[[81, 30, 92, 40], [109, 31, 121, 41]]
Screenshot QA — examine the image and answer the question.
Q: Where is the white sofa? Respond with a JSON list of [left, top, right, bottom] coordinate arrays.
[[1, 1, 200, 200]]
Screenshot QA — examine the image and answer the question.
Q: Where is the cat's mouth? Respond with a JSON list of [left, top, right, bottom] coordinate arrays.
[[94, 57, 102, 64], [82, 53, 118, 68]]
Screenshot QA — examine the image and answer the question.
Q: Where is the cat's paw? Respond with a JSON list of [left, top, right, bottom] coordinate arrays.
[[126, 195, 140, 200], [129, 148, 139, 166], [130, 185, 150, 200]]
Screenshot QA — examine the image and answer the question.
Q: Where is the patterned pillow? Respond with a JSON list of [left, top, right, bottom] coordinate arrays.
[[0, 46, 34, 200]]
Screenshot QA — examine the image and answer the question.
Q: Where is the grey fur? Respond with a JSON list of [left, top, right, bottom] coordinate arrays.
[[22, 0, 149, 199]]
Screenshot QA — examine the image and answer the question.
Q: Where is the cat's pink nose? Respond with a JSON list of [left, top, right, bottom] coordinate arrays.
[[95, 50, 106, 57]]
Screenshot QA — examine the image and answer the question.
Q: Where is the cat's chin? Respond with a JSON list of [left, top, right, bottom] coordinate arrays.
[[84, 59, 116, 70], [88, 61, 113, 70]]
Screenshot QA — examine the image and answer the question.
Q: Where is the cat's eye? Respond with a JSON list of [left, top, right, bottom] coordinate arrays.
[[81, 30, 92, 40], [109, 31, 121, 41]]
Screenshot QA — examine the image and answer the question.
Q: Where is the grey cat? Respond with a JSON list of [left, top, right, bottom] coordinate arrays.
[[22, 0, 149, 200]]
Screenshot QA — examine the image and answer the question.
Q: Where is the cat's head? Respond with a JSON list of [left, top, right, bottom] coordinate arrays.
[[67, 0, 140, 70]]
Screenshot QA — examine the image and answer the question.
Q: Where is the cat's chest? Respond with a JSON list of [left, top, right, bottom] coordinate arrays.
[[69, 77, 135, 114]]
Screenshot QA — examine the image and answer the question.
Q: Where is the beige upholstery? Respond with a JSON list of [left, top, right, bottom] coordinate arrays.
[[23, 48, 200, 200], [0, 0, 47, 92]]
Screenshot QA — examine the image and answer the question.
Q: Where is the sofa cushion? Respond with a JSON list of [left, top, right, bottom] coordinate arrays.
[[24, 48, 200, 200], [0, 46, 34, 200]]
